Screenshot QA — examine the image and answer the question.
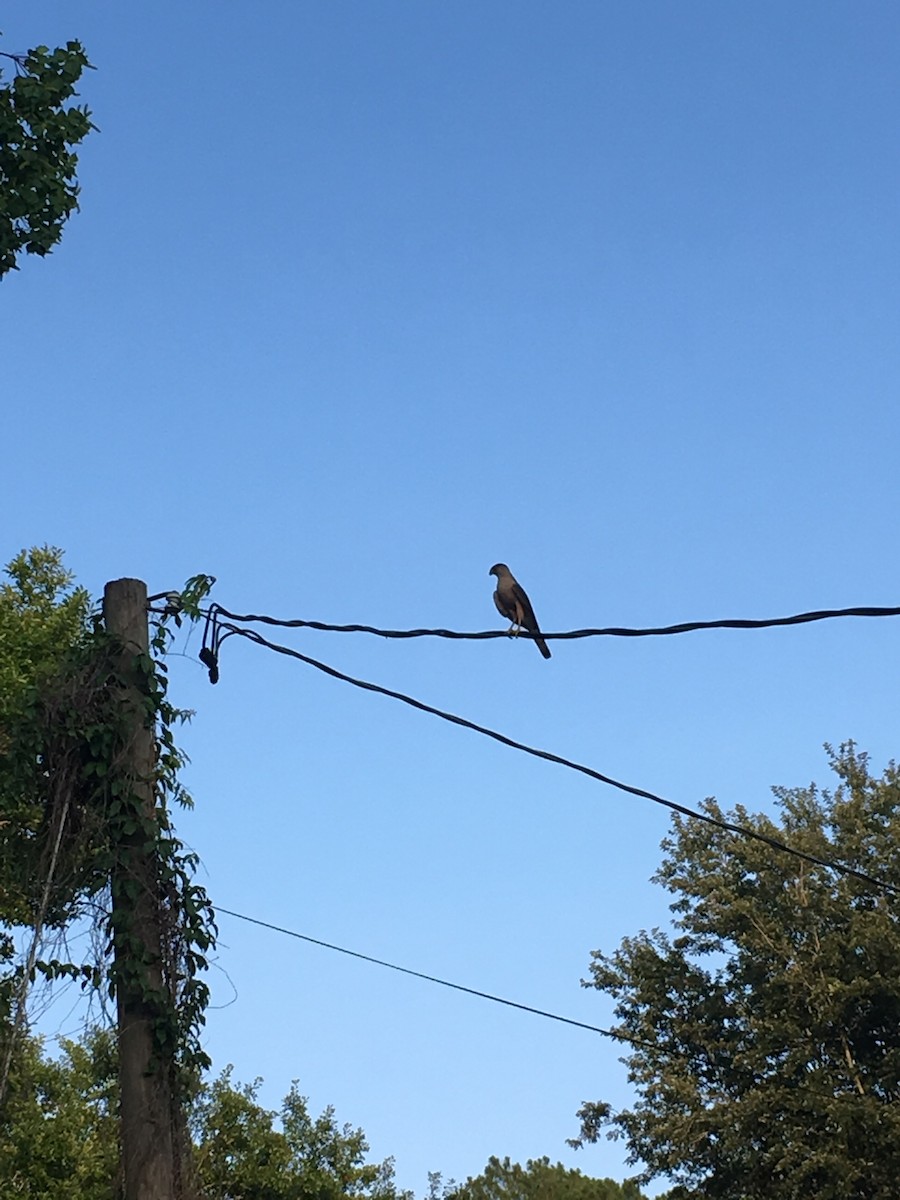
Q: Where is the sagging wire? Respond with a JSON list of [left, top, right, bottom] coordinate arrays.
[[194, 611, 900, 901], [217, 906, 652, 1048], [207, 602, 900, 643]]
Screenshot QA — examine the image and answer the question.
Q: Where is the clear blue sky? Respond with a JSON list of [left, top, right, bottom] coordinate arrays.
[[5, 3, 900, 1194]]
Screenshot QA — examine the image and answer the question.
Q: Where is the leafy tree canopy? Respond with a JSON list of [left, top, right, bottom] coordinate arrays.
[[193, 1065, 412, 1200], [575, 744, 900, 1200], [0, 546, 92, 927], [0, 1027, 117, 1198], [0, 38, 94, 277], [0, 545, 91, 716], [3, 1027, 413, 1200], [438, 1155, 645, 1200], [0, 549, 216, 1108]]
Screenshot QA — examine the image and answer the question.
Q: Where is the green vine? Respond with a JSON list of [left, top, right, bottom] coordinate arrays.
[[142, 572, 218, 1089], [1, 562, 218, 1117], [99, 573, 218, 1095]]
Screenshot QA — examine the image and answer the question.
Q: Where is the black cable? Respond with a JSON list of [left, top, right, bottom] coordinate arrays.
[[219, 623, 900, 900], [210, 603, 900, 642], [216, 907, 899, 1091], [216, 905, 649, 1047]]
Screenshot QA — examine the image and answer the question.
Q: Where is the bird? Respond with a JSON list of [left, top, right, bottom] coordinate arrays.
[[488, 563, 551, 659]]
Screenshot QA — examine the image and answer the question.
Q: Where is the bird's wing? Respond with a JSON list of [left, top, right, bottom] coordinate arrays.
[[512, 581, 551, 657], [491, 571, 551, 658], [511, 581, 540, 632], [494, 587, 518, 622]]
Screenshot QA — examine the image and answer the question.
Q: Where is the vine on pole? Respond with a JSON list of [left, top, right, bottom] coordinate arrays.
[[0, 557, 217, 1200]]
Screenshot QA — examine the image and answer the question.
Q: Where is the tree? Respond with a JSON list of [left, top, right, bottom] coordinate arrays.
[[440, 1155, 645, 1200], [574, 744, 900, 1200], [0, 546, 92, 923], [1, 1027, 413, 1200], [193, 1067, 412, 1200], [0, 39, 94, 277], [0, 547, 217, 1198], [0, 546, 106, 1118], [0, 1028, 118, 1198]]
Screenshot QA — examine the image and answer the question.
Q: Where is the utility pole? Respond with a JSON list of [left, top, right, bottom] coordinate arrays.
[[104, 578, 175, 1200]]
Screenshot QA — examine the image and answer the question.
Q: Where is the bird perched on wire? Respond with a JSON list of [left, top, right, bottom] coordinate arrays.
[[489, 563, 551, 659]]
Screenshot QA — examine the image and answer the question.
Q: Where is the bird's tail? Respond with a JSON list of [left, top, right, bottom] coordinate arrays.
[[534, 633, 551, 660]]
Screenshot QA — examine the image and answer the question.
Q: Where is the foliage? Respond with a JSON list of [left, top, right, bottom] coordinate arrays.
[[0, 1028, 118, 1198], [2, 1028, 412, 1200], [575, 744, 900, 1200], [0, 549, 217, 1115], [438, 1155, 645, 1200], [0, 546, 90, 702], [104, 576, 219, 1094], [0, 39, 94, 277], [0, 546, 92, 924], [194, 1066, 413, 1200]]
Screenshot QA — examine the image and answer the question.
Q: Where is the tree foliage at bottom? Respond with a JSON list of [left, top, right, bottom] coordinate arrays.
[[576, 744, 900, 1199], [1, 1028, 413, 1200], [438, 1154, 645, 1199]]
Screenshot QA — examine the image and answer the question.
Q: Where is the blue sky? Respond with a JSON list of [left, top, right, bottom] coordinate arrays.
[[5, 3, 900, 1194]]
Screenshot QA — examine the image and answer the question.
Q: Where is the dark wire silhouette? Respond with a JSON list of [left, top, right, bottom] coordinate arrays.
[[216, 906, 650, 1047], [202, 618, 900, 900], [208, 602, 900, 642]]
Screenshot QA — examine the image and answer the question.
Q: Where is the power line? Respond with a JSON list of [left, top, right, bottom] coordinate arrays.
[[216, 906, 900, 1093], [208, 602, 900, 643], [216, 906, 648, 1047], [211, 623, 900, 900]]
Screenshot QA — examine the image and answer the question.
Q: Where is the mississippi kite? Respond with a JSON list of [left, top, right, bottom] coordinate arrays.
[[489, 563, 551, 659]]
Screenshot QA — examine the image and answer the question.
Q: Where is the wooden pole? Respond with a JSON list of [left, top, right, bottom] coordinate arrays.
[[104, 578, 175, 1200]]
